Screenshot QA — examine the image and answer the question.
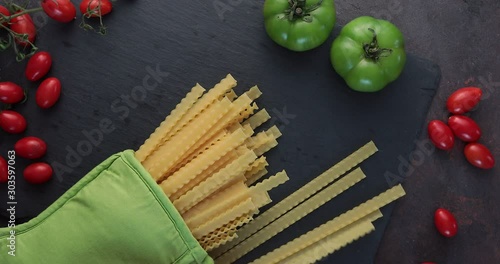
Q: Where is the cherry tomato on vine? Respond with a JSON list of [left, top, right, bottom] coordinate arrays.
[[0, 156, 7, 183], [447, 87, 482, 114], [464, 143, 495, 169], [9, 12, 36, 47], [15, 136, 47, 159], [0, 5, 10, 27], [26, 51, 53, 81], [448, 115, 481, 142], [428, 120, 454, 150], [0, 82, 24, 104], [36, 77, 61, 109], [434, 208, 458, 238], [0, 110, 27, 134], [80, 0, 113, 18], [24, 162, 53, 184], [42, 0, 77, 23]]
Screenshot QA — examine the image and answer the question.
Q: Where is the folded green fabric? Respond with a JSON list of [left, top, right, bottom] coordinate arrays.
[[0, 150, 213, 264]]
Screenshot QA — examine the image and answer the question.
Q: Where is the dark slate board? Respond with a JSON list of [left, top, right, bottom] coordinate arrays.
[[0, 1, 440, 263]]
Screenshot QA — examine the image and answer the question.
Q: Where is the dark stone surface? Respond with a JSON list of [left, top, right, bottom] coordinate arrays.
[[0, 0, 497, 264], [372, 1, 500, 264]]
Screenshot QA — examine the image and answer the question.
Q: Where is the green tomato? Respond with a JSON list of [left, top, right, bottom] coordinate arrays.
[[263, 0, 336, 52], [330, 16, 406, 92]]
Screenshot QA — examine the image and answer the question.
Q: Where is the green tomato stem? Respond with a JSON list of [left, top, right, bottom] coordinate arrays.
[[284, 0, 323, 23], [363, 28, 393, 62]]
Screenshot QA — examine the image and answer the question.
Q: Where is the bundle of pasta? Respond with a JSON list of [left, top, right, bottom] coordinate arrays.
[[212, 142, 407, 264], [135, 74, 288, 250]]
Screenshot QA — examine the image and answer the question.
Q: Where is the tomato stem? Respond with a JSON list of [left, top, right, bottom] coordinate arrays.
[[0, 7, 43, 24], [0, 39, 10, 51], [79, 0, 108, 35], [284, 0, 323, 23], [9, 7, 43, 18], [19, 87, 29, 104], [363, 28, 392, 62], [10, 3, 28, 11], [1, 103, 11, 111], [0, 21, 38, 61]]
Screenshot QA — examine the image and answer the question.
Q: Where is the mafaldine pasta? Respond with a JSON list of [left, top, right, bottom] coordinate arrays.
[[0, 75, 408, 264], [210, 141, 378, 258], [136, 75, 290, 252], [135, 84, 205, 162], [134, 75, 406, 262], [214, 168, 368, 263], [241, 185, 405, 264], [274, 211, 382, 264]]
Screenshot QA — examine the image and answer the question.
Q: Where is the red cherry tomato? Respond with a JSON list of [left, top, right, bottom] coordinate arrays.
[[41, 0, 77, 23], [434, 208, 458, 238], [428, 120, 454, 150], [464, 143, 495, 169], [9, 13, 36, 47], [24, 162, 53, 184], [0, 110, 27, 134], [0, 156, 7, 183], [0, 5, 10, 26], [36, 77, 61, 109], [448, 115, 481, 142], [80, 0, 113, 17], [14, 136, 47, 159], [0, 82, 24, 104], [25, 51, 53, 81], [447, 87, 482, 114]]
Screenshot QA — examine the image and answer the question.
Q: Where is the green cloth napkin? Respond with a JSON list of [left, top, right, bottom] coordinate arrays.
[[0, 150, 213, 264]]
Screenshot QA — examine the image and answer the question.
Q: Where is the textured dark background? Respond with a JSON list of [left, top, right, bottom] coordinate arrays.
[[0, 0, 498, 264], [372, 1, 500, 264]]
